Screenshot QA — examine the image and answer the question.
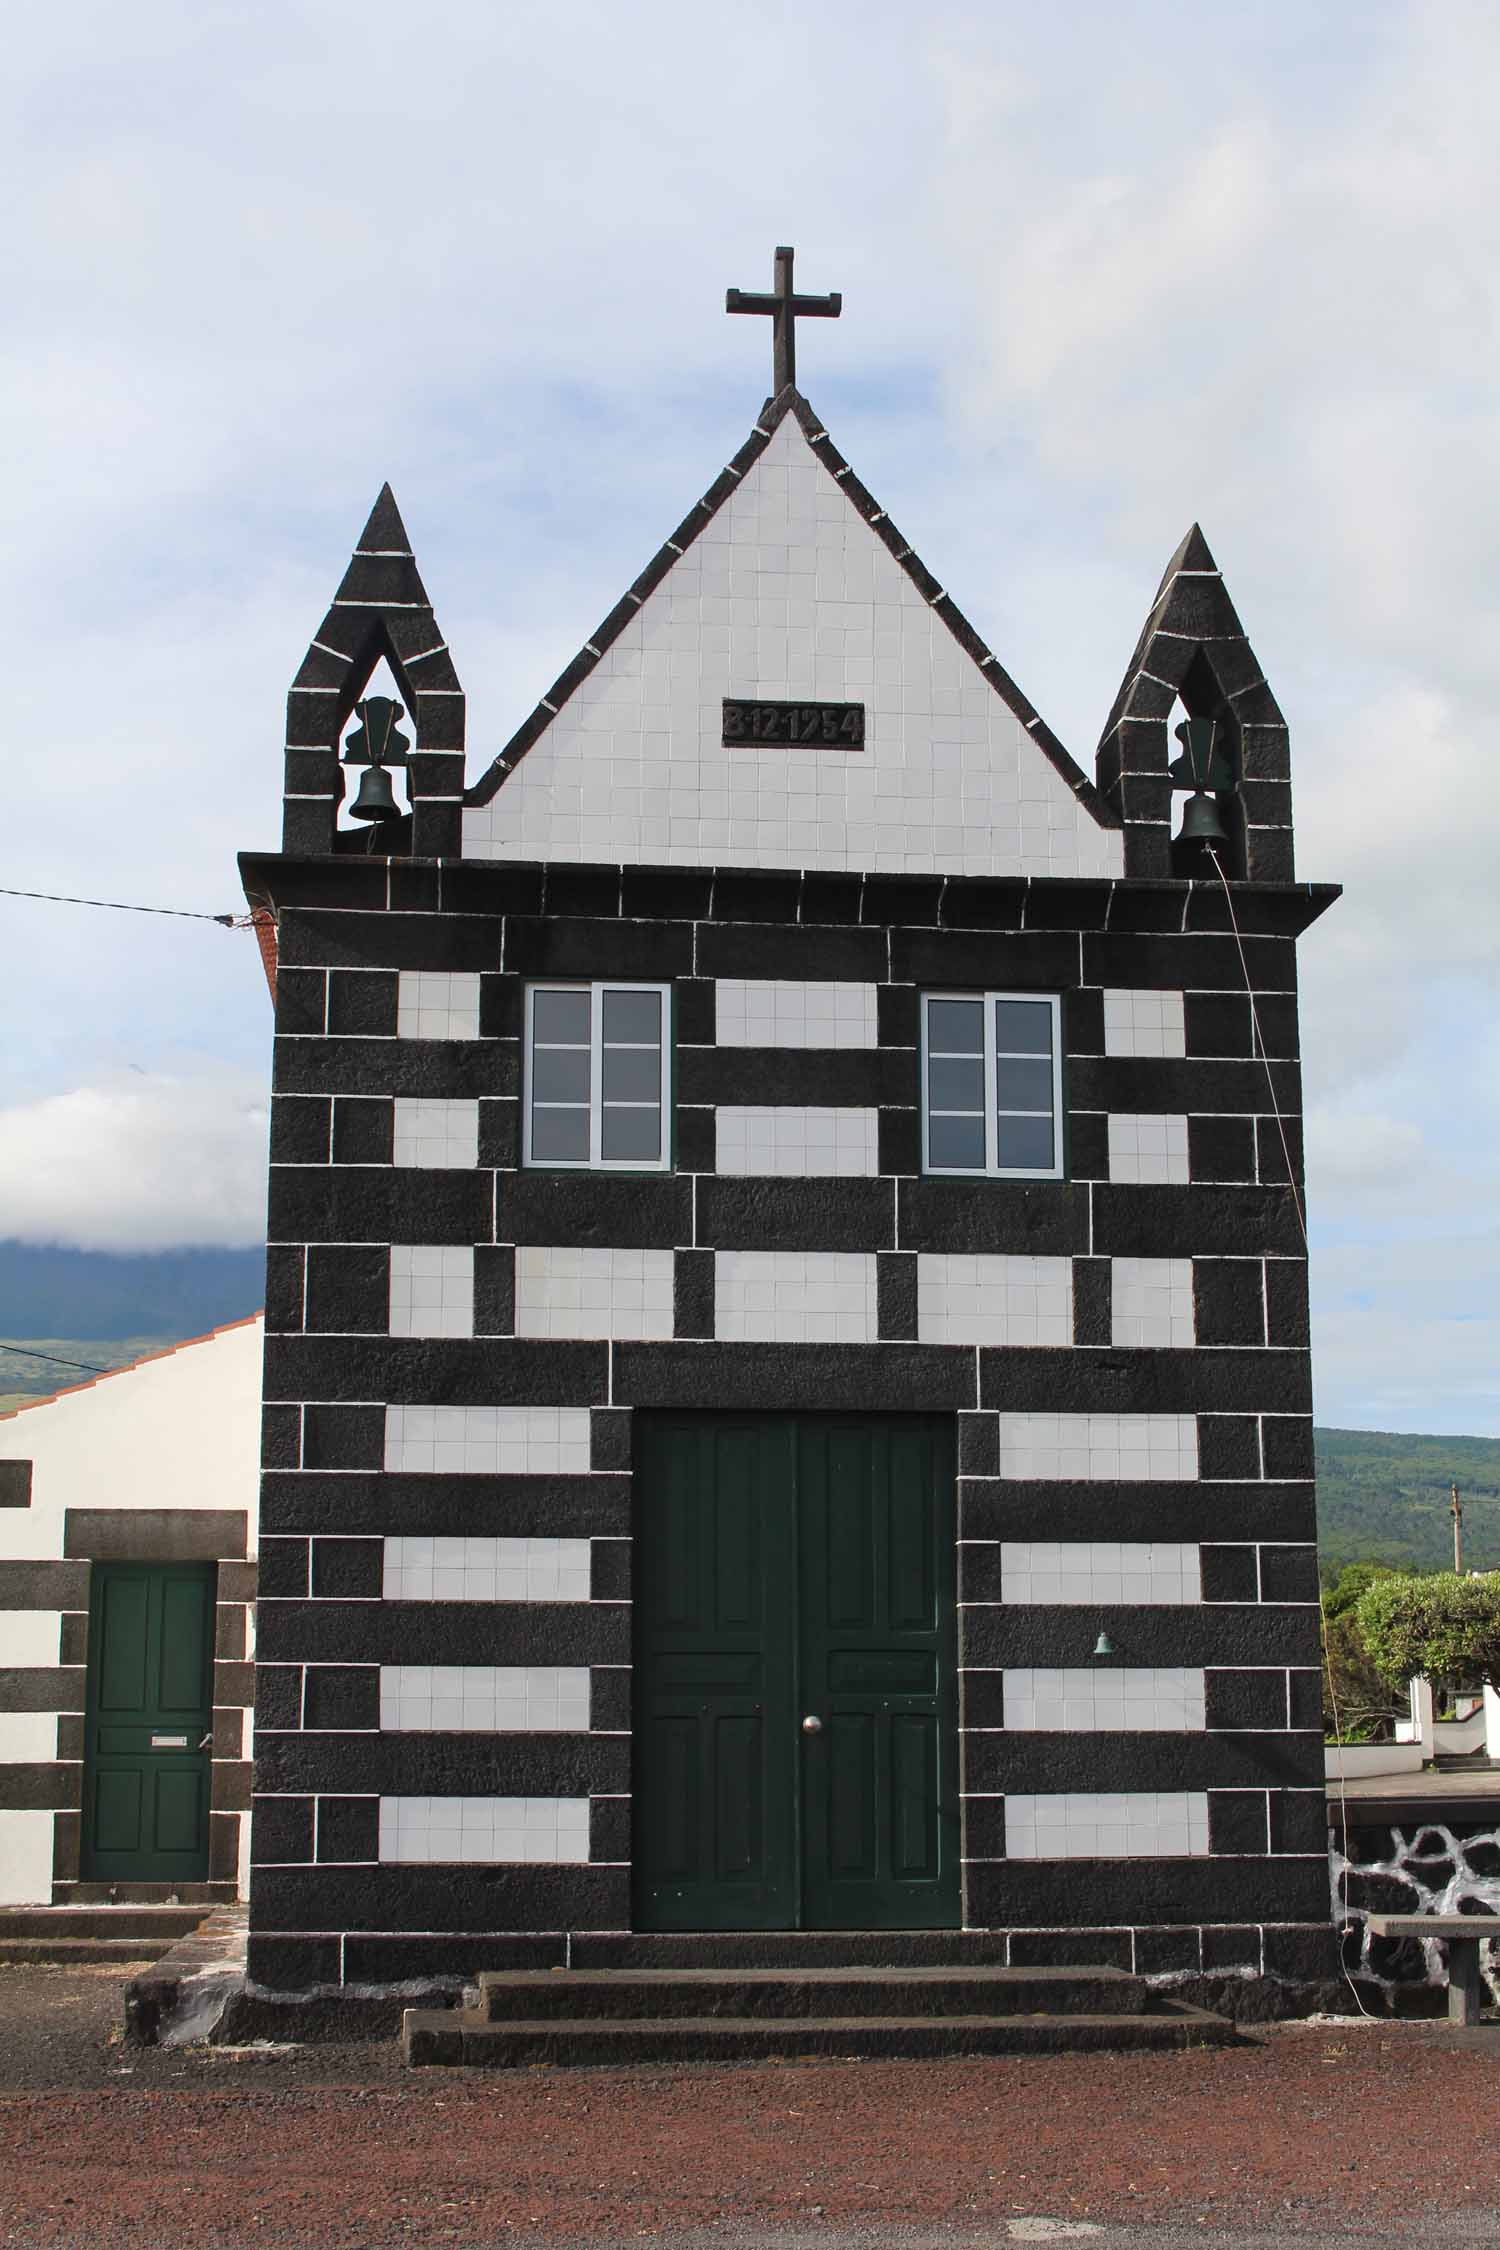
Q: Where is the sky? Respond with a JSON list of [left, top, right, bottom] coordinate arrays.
[[3, 0, 1498, 1434]]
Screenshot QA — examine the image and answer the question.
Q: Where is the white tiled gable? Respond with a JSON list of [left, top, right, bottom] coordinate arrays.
[[715, 980, 877, 1048], [1103, 990, 1187, 1058], [464, 415, 1123, 879], [716, 1107, 878, 1177]]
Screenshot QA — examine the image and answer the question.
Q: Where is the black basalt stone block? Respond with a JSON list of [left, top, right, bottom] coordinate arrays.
[[898, 1180, 1089, 1257], [1063, 987, 1104, 1055], [1265, 1260, 1310, 1347], [478, 1098, 521, 1171], [1205, 1670, 1287, 1731], [301, 1406, 384, 1471], [304, 1246, 390, 1335], [502, 1172, 690, 1251], [877, 1109, 921, 1178], [326, 970, 399, 1037], [1184, 992, 1251, 1058], [275, 969, 327, 1036], [675, 1107, 715, 1174], [1270, 1790, 1330, 1854], [590, 1409, 632, 1472], [504, 917, 691, 981], [695, 1178, 894, 1252], [317, 1797, 380, 1864], [1261, 1924, 1341, 1982], [961, 1798, 1007, 1859], [1200, 1545, 1259, 1603], [1066, 1112, 1110, 1181], [590, 1540, 630, 1602], [1258, 1545, 1319, 1603], [251, 1797, 313, 1865], [1208, 1791, 1270, 1855], [799, 872, 863, 926], [1201, 1925, 1261, 1972], [264, 1246, 306, 1334], [957, 1415, 999, 1476], [876, 985, 919, 1048], [270, 1169, 493, 1248], [958, 1545, 1004, 1603], [1193, 1259, 1266, 1347], [1133, 1926, 1201, 1975], [257, 1540, 310, 1601], [311, 1538, 384, 1600], [254, 1667, 302, 1732], [331, 1097, 395, 1167], [477, 974, 524, 1041], [1188, 1115, 1257, 1185], [890, 928, 1078, 988], [674, 1249, 715, 1340], [543, 867, 620, 919], [271, 1095, 332, 1165], [1071, 1258, 1112, 1347], [591, 1667, 631, 1731], [1256, 1114, 1305, 1187], [251, 1862, 627, 1936], [674, 979, 716, 1047], [589, 1797, 631, 1863], [877, 1252, 917, 1341], [302, 1666, 380, 1731], [246, 1935, 341, 1991], [1261, 1417, 1315, 1479], [474, 1245, 516, 1336], [1196, 1416, 1261, 1481], [613, 1341, 974, 1413], [1288, 1669, 1323, 1731]]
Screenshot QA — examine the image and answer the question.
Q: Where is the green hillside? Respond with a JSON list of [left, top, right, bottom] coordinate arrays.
[[1314, 1428, 1500, 1577], [0, 1339, 189, 1417]]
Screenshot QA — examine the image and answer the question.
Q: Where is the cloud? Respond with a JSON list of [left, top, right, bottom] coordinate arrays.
[[0, 1073, 268, 1252]]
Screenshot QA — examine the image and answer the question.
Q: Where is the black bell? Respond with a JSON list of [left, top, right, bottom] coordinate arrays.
[[348, 763, 402, 821], [1177, 791, 1230, 846]]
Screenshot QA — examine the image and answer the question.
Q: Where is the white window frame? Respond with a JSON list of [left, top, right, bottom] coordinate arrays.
[[919, 990, 1064, 1180], [523, 981, 672, 1173]]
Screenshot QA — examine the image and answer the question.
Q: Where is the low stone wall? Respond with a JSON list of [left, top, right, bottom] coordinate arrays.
[[1333, 1817, 1500, 2008]]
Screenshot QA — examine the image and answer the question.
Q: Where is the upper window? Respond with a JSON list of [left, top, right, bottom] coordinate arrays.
[[920, 992, 1063, 1179], [523, 983, 671, 1171]]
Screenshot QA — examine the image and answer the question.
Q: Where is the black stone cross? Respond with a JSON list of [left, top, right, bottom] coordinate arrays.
[[726, 245, 842, 392]]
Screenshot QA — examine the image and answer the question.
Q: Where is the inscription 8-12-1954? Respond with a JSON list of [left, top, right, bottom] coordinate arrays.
[[723, 699, 865, 748]]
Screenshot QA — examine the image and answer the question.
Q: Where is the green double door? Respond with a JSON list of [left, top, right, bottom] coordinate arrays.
[[634, 1415, 959, 1932], [81, 1563, 215, 1882]]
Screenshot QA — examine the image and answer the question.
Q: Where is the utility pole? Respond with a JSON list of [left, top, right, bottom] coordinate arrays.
[[1451, 1481, 1464, 1574]]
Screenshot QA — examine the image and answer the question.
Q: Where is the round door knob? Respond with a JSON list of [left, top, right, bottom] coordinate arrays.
[[801, 1715, 823, 1734]]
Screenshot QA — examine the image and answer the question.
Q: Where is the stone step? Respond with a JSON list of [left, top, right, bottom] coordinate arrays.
[[403, 2002, 1240, 2068], [0, 1939, 175, 1966], [0, 1907, 208, 1950], [571, 1931, 1026, 1970], [471, 1964, 1149, 2024]]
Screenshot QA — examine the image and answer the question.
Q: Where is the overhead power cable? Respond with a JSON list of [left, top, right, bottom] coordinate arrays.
[[0, 885, 255, 928], [0, 1340, 112, 1374]]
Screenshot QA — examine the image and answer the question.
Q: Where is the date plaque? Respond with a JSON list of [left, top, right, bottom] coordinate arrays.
[[723, 698, 865, 749]]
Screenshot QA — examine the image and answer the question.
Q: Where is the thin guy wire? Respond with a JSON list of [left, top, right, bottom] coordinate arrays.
[[0, 885, 251, 927], [0, 1340, 112, 1373]]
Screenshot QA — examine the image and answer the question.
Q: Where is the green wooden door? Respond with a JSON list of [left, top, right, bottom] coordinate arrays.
[[634, 1415, 958, 1932], [81, 1562, 215, 1882]]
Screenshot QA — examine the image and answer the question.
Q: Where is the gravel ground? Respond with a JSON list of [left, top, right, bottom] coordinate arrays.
[[1, 1963, 1498, 2247]]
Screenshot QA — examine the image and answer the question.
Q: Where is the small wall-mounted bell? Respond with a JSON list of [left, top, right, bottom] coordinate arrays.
[[1177, 791, 1230, 846], [348, 762, 401, 821], [1092, 1631, 1116, 1659]]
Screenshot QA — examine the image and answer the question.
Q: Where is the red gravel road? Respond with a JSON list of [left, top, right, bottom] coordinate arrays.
[[1, 1971, 1498, 2245]]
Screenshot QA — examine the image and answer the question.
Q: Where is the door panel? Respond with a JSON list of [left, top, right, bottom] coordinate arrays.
[[82, 1562, 215, 1882], [633, 1420, 798, 1930], [634, 1414, 958, 1932]]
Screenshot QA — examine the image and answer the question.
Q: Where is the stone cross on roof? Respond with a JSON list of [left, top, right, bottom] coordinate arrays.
[[726, 245, 841, 392]]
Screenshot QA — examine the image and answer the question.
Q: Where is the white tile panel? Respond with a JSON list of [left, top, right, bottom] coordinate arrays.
[[383, 1536, 593, 1602], [397, 971, 481, 1041], [916, 1255, 1072, 1346], [1111, 1258, 1195, 1349], [1107, 1113, 1190, 1185], [513, 1247, 675, 1340], [995, 1542, 1201, 1605], [389, 1246, 475, 1339], [715, 1251, 877, 1343], [1002, 1668, 1207, 1731], [2, 1615, 63, 1667], [393, 1099, 480, 1170], [995, 1415, 1198, 1481], [379, 1666, 590, 1732], [1004, 1792, 1210, 1858], [1102, 990, 1187, 1058], [378, 1796, 591, 1864], [464, 414, 1125, 880], [716, 1107, 878, 1177], [384, 1405, 592, 1475], [0, 1712, 59, 1762], [714, 980, 878, 1049]]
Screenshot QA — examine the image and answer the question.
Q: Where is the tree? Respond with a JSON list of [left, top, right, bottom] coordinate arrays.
[[1355, 1571, 1500, 1693]]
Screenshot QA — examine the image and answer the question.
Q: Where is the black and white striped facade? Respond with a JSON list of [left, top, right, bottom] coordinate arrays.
[[241, 380, 1340, 1995]]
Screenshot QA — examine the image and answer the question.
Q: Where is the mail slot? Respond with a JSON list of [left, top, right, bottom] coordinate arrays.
[[150, 1734, 190, 1749]]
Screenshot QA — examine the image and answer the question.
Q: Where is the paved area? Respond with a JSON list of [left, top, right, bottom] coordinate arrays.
[[1, 1963, 1499, 2246]]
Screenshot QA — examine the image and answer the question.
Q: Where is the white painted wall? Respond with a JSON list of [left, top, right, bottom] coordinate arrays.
[[464, 414, 1123, 881], [0, 1317, 263, 1906]]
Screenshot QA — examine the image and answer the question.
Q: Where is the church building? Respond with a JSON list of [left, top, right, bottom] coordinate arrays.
[[240, 250, 1339, 2010]]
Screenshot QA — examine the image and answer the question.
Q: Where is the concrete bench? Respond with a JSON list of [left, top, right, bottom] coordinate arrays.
[[1366, 1914, 1497, 2025]]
